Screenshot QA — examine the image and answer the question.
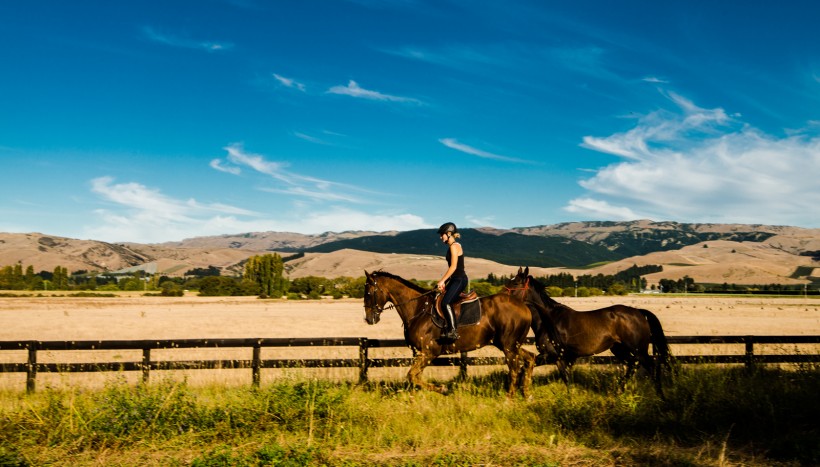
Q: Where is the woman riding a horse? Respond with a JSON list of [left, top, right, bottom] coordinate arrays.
[[436, 222, 467, 342]]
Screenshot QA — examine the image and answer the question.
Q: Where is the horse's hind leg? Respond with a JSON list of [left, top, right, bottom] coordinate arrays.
[[407, 351, 445, 394], [637, 351, 664, 399], [611, 344, 638, 390], [556, 358, 573, 389]]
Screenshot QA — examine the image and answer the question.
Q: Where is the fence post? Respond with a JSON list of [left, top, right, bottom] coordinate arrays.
[[358, 338, 369, 384], [26, 343, 37, 394], [252, 344, 262, 388], [744, 336, 755, 371], [459, 351, 468, 380], [142, 348, 151, 384]]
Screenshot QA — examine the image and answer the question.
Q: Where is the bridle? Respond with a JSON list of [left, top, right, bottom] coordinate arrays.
[[364, 276, 389, 318], [504, 277, 530, 298], [364, 276, 436, 319]]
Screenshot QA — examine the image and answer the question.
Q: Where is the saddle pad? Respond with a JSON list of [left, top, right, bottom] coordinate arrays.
[[456, 298, 481, 327]]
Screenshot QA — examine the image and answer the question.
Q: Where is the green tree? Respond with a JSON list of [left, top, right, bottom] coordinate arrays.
[[289, 276, 330, 298], [198, 276, 236, 296], [0, 266, 12, 289], [546, 286, 563, 297], [607, 282, 628, 296], [120, 272, 145, 291], [344, 277, 366, 299], [469, 280, 497, 297], [244, 254, 288, 297], [52, 266, 69, 290], [160, 281, 184, 297]]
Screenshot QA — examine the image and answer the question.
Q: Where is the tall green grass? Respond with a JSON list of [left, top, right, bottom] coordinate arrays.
[[0, 365, 817, 466]]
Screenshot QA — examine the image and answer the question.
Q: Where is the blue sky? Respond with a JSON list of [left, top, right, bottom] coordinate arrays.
[[1, 1, 819, 243]]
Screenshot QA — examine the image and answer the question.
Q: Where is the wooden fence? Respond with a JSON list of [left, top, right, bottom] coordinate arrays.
[[1, 335, 819, 393]]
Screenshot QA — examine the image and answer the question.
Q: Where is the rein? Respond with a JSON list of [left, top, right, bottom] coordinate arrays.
[[365, 278, 437, 316], [377, 290, 436, 313]]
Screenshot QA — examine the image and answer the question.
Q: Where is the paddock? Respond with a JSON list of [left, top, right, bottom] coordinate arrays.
[[0, 294, 818, 391]]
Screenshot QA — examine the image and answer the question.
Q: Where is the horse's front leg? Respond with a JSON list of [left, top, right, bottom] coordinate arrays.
[[502, 348, 520, 399], [518, 348, 536, 400], [407, 349, 446, 394]]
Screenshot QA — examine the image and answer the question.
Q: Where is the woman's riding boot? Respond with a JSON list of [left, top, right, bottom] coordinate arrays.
[[442, 304, 459, 341]]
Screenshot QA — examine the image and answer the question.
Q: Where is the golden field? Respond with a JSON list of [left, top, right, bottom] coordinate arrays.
[[1, 293, 818, 390]]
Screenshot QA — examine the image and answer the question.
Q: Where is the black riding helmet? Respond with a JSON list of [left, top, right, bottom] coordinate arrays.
[[437, 222, 458, 236]]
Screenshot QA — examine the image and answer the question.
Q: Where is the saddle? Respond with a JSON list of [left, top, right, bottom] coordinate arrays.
[[435, 290, 478, 322]]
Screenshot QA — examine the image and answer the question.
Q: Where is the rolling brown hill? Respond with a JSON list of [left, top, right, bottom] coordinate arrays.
[[0, 233, 268, 277], [1, 221, 817, 286]]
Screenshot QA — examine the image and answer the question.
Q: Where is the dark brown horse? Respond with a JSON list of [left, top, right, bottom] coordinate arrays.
[[363, 270, 536, 398], [505, 267, 672, 396]]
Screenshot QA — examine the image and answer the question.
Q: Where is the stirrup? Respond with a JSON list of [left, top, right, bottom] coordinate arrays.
[[441, 327, 459, 341]]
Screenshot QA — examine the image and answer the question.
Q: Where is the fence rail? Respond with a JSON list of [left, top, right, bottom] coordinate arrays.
[[1, 335, 819, 393]]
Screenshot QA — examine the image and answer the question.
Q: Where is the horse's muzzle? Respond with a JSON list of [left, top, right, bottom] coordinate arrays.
[[363, 307, 381, 325]]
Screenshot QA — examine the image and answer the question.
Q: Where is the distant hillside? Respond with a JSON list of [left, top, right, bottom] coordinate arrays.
[[161, 220, 819, 259], [157, 230, 388, 251], [514, 220, 789, 256], [1, 221, 817, 285], [0, 233, 268, 276], [302, 229, 623, 268]]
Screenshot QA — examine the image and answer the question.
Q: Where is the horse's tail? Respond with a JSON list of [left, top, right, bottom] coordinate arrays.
[[639, 309, 672, 376]]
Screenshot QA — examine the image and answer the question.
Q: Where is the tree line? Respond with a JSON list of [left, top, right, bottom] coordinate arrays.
[[1, 257, 814, 297]]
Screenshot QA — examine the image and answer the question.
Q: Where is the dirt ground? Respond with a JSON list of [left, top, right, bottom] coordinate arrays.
[[1, 294, 818, 340], [1, 294, 818, 390]]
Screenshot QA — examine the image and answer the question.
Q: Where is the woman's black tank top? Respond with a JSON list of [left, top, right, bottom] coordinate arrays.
[[446, 246, 467, 278]]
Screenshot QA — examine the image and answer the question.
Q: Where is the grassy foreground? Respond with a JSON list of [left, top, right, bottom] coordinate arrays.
[[0, 365, 818, 466]]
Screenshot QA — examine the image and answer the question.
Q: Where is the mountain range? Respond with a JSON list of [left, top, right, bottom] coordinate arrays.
[[1, 220, 818, 286]]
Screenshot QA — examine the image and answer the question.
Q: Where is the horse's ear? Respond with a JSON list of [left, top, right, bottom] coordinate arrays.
[[517, 266, 523, 275], [364, 270, 370, 277], [524, 266, 529, 276]]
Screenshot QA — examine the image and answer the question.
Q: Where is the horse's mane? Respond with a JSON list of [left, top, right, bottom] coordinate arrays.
[[372, 270, 430, 294], [527, 275, 561, 308], [523, 275, 566, 351]]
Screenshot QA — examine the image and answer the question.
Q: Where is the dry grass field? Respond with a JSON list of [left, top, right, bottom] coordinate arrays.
[[1, 293, 818, 390]]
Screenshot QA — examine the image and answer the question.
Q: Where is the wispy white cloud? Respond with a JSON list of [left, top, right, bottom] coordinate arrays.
[[293, 207, 430, 233], [212, 143, 373, 203], [259, 186, 363, 203], [465, 215, 499, 228], [327, 80, 422, 104], [642, 76, 669, 84], [383, 44, 499, 68], [581, 91, 730, 160], [85, 176, 430, 242], [567, 91, 820, 227], [439, 138, 533, 164], [142, 26, 233, 52], [86, 176, 260, 242], [91, 176, 254, 218], [273, 73, 306, 91], [564, 198, 642, 220], [293, 132, 331, 145], [210, 159, 241, 175], [221, 144, 293, 184]]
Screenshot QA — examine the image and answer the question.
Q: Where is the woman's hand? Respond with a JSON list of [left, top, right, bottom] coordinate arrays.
[[437, 280, 446, 291]]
